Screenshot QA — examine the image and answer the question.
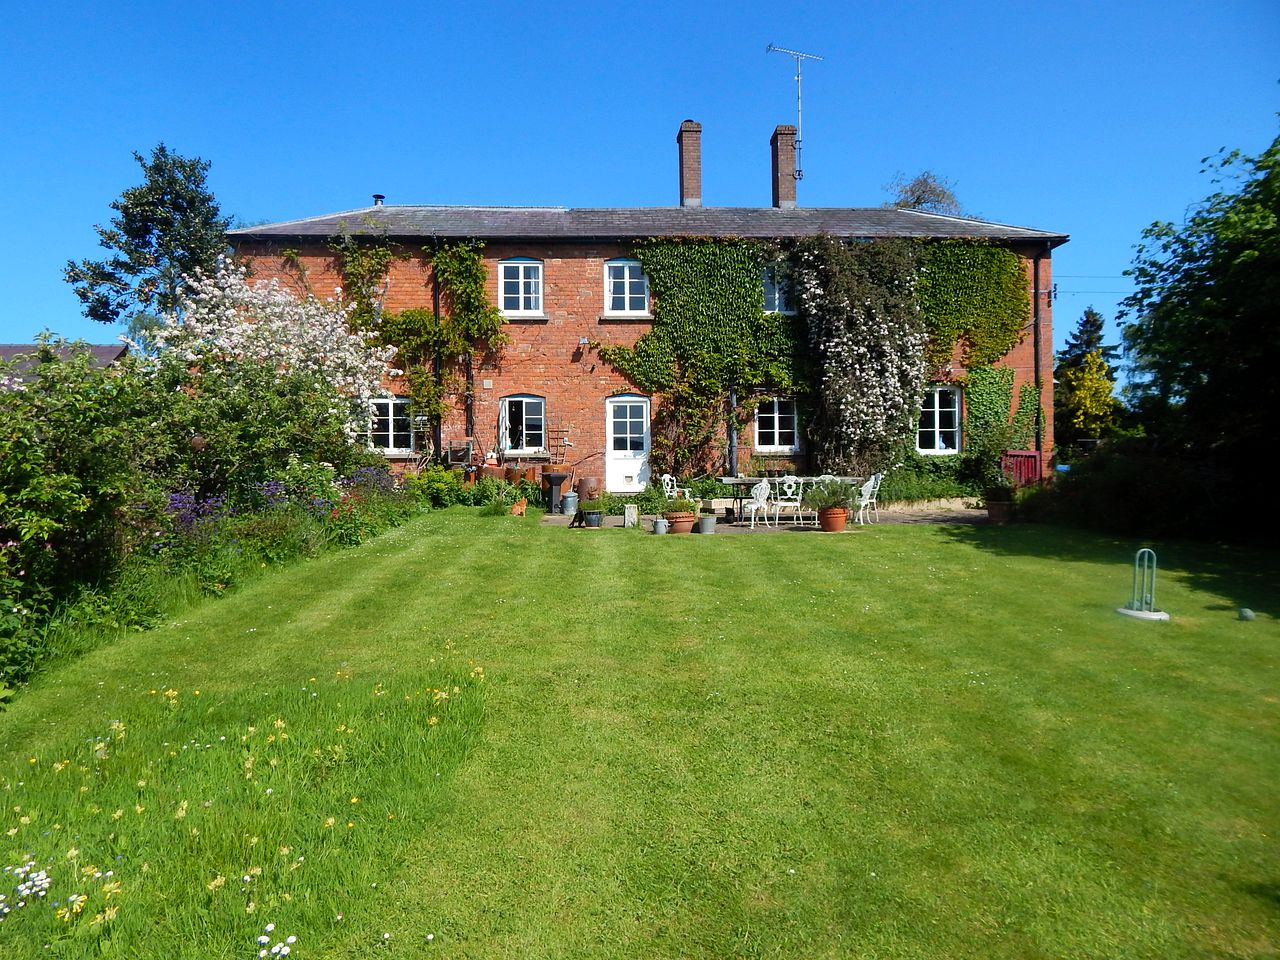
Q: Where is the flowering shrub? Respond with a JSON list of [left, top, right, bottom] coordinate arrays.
[[153, 258, 397, 436], [794, 236, 929, 476]]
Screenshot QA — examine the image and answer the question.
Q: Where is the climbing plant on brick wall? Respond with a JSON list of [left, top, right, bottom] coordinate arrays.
[[596, 238, 801, 475], [917, 240, 1030, 366], [793, 235, 928, 476]]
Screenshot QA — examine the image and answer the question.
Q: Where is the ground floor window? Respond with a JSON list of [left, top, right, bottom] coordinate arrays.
[[369, 397, 413, 454], [611, 399, 647, 451], [503, 395, 546, 453], [917, 386, 961, 454], [755, 397, 799, 452]]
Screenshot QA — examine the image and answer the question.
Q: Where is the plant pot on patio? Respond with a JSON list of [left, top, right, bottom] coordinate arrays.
[[664, 498, 698, 534], [696, 515, 717, 534], [803, 479, 856, 532], [579, 500, 605, 528], [817, 507, 848, 532]]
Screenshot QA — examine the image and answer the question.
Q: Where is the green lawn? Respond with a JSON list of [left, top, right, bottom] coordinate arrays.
[[2, 512, 1277, 959]]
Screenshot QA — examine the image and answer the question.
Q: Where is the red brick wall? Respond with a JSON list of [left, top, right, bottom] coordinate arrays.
[[238, 239, 1054, 479]]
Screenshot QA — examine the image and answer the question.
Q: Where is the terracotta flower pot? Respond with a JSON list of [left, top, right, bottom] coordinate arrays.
[[664, 511, 696, 534], [817, 507, 848, 532]]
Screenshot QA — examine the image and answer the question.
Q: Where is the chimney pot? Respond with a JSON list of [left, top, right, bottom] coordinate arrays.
[[372, 194, 385, 206], [770, 125, 797, 209], [677, 120, 702, 208]]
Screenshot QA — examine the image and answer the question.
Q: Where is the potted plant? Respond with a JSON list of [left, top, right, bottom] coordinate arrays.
[[982, 475, 1015, 525], [579, 499, 606, 528], [802, 480, 854, 532], [663, 496, 698, 534]]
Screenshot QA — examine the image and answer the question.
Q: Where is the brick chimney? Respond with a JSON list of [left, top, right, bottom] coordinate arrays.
[[771, 124, 797, 209], [677, 120, 702, 208]]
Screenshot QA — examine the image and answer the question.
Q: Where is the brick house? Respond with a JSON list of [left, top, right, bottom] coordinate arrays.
[[230, 121, 1067, 492]]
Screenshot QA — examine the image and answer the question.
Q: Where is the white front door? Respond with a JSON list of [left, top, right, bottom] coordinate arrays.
[[605, 395, 650, 493]]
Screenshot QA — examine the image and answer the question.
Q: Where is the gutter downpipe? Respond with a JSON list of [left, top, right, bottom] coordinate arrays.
[[1032, 242, 1048, 469], [431, 266, 444, 459], [727, 387, 738, 475]]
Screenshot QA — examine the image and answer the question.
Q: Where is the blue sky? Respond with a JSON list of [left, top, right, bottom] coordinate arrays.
[[1, 0, 1276, 361]]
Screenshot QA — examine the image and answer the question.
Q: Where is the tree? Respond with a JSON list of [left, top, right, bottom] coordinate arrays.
[[1056, 350, 1120, 448], [1121, 130, 1280, 463], [1057, 307, 1120, 380], [884, 171, 963, 216], [154, 258, 397, 437], [1054, 307, 1120, 452], [65, 144, 232, 338]]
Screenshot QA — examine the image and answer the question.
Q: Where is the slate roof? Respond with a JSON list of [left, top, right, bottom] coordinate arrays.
[[0, 344, 128, 384], [0, 343, 128, 366], [230, 205, 1068, 247]]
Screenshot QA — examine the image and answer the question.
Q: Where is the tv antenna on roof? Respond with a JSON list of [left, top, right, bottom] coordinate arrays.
[[766, 43, 824, 181]]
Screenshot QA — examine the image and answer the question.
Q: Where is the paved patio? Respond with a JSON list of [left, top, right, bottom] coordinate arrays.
[[540, 498, 986, 532]]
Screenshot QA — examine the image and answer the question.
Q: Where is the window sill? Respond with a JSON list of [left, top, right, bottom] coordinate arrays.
[[598, 313, 653, 323], [916, 448, 960, 456], [755, 447, 800, 455], [502, 314, 551, 323]]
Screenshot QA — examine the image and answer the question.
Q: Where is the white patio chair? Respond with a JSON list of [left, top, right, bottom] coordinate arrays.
[[744, 478, 773, 529], [772, 475, 805, 527], [659, 473, 692, 500], [854, 473, 883, 525]]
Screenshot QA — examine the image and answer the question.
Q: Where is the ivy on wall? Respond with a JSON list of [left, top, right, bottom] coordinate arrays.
[[331, 237, 507, 426], [959, 366, 1041, 487], [331, 233, 400, 330], [917, 241, 1030, 366], [596, 238, 800, 474], [592, 236, 1038, 475]]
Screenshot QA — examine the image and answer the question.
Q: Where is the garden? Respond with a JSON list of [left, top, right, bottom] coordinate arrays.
[[1, 513, 1276, 958]]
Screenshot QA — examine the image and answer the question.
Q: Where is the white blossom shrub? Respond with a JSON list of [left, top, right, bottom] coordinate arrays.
[[794, 236, 929, 476], [153, 258, 397, 434]]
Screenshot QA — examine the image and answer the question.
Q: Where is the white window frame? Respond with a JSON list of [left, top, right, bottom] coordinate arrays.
[[502, 394, 547, 455], [369, 396, 414, 455], [917, 386, 961, 455], [603, 259, 650, 316], [754, 397, 799, 453], [763, 263, 796, 315], [499, 258, 543, 316]]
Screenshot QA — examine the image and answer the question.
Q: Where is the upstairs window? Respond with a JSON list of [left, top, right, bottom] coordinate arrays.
[[604, 259, 649, 315], [762, 264, 796, 315], [503, 394, 546, 453], [917, 386, 961, 454], [500, 259, 542, 315], [755, 397, 799, 452], [369, 397, 414, 454]]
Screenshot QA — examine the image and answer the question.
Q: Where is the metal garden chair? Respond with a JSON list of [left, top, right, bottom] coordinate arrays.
[[744, 478, 773, 529]]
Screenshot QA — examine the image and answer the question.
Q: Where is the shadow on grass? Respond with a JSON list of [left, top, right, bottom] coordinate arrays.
[[933, 521, 1280, 620]]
